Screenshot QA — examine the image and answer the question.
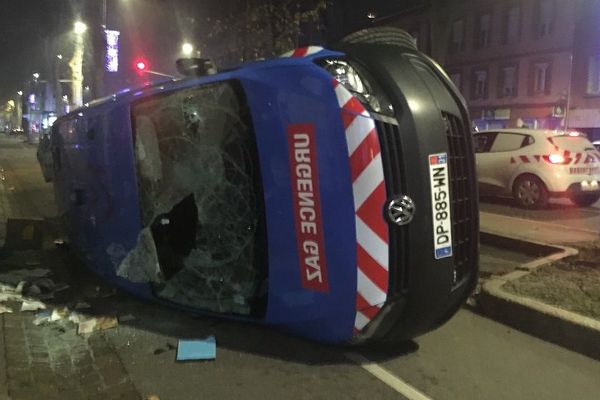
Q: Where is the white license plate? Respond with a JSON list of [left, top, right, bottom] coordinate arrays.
[[428, 153, 453, 260]]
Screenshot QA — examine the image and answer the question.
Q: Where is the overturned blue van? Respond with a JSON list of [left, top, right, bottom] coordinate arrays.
[[46, 28, 479, 344]]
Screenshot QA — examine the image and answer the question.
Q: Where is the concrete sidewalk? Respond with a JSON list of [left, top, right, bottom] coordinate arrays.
[[0, 136, 140, 399]]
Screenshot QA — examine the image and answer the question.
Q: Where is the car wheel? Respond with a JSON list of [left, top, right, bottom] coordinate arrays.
[[340, 27, 417, 50], [569, 192, 600, 207], [512, 175, 549, 209]]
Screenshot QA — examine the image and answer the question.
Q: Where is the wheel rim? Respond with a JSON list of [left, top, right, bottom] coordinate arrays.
[[517, 179, 540, 206]]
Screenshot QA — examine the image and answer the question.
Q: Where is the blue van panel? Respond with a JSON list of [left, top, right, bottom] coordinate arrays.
[[239, 64, 358, 342]]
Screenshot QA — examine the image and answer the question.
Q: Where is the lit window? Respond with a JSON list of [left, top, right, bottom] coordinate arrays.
[[501, 66, 517, 97], [534, 63, 549, 93], [587, 55, 600, 95], [474, 70, 488, 99]]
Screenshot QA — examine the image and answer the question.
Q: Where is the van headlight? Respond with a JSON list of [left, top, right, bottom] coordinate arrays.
[[318, 59, 392, 116]]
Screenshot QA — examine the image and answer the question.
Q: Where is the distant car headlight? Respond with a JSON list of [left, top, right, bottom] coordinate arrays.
[[318, 59, 392, 116]]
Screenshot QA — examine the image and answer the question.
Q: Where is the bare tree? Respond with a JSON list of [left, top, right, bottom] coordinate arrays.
[[201, 0, 326, 66]]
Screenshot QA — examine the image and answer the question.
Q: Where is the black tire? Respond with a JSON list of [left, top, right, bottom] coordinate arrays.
[[512, 175, 549, 209], [341, 27, 417, 50], [569, 192, 600, 207]]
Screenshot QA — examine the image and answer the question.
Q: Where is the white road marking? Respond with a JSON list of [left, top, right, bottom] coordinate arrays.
[[345, 352, 434, 400]]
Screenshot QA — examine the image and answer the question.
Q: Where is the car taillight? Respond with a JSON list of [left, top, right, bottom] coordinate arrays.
[[543, 154, 571, 164]]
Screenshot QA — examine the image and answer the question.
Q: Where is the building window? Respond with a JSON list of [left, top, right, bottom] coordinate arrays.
[[450, 19, 465, 52], [476, 13, 492, 48], [536, 0, 554, 38], [499, 66, 518, 97], [533, 62, 551, 94], [503, 6, 520, 44], [587, 55, 600, 95], [472, 69, 488, 99]]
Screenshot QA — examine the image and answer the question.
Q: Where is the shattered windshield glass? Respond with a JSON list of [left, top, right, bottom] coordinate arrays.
[[126, 80, 267, 316]]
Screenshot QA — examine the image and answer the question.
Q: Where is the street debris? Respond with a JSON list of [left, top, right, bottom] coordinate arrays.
[[74, 301, 91, 310], [119, 314, 136, 322], [153, 342, 176, 355], [0, 304, 13, 314], [32, 310, 52, 325], [77, 316, 119, 335], [0, 267, 70, 309], [68, 311, 88, 324], [51, 307, 70, 321], [146, 395, 161, 400], [176, 336, 216, 361], [20, 299, 46, 312], [0, 268, 51, 286]]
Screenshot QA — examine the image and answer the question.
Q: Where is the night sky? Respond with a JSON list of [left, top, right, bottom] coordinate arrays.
[[0, 0, 426, 104], [0, 1, 65, 103]]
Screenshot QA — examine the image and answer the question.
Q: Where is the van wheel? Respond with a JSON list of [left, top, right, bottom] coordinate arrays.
[[340, 27, 417, 50], [512, 175, 549, 209], [569, 192, 600, 207]]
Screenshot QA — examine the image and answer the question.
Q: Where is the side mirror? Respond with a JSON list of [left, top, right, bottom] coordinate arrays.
[[176, 58, 217, 77]]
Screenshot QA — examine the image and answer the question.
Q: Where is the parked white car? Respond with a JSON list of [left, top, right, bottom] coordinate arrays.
[[473, 129, 600, 208]]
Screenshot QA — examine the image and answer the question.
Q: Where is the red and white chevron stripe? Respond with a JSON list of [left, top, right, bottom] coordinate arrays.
[[280, 46, 324, 58], [332, 80, 389, 334]]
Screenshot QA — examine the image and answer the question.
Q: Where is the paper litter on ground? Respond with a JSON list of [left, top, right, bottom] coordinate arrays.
[[20, 299, 46, 312], [0, 304, 13, 314], [78, 316, 118, 335]]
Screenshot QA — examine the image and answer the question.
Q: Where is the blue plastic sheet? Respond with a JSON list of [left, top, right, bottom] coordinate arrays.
[[176, 336, 216, 361]]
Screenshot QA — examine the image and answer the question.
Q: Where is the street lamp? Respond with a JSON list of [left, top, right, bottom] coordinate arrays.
[[70, 21, 87, 108], [74, 21, 88, 35], [182, 42, 194, 56]]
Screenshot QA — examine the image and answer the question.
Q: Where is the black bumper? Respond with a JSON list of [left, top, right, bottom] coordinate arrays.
[[335, 43, 480, 343]]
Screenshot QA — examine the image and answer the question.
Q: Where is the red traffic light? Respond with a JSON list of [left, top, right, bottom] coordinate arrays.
[[134, 58, 148, 73]]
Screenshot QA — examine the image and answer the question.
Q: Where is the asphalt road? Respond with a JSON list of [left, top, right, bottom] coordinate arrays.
[[1, 135, 600, 400]]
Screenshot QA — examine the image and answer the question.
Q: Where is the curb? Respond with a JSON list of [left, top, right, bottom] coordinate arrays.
[[478, 232, 600, 361]]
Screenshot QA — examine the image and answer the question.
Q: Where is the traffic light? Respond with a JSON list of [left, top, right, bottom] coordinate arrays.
[[134, 58, 148, 74]]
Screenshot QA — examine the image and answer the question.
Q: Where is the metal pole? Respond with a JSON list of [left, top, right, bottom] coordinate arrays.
[[564, 52, 573, 130], [102, 0, 107, 27], [564, 9, 576, 130]]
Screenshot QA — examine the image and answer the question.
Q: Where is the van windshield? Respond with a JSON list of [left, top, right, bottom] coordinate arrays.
[[126, 80, 267, 316]]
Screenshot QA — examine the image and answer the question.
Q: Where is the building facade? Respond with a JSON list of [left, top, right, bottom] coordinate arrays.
[[378, 0, 600, 139]]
